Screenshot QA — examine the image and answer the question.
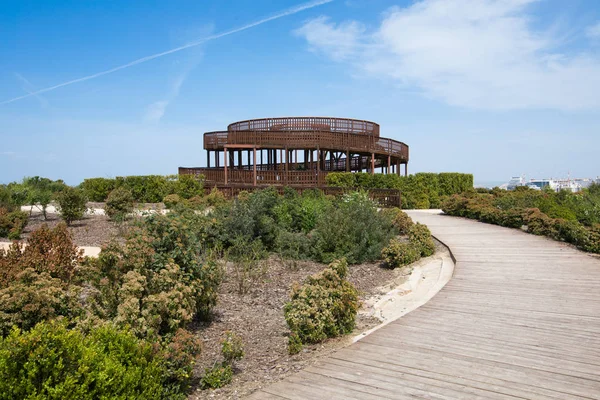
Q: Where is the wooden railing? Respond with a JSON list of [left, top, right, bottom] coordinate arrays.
[[180, 168, 327, 186], [203, 130, 409, 162], [228, 117, 380, 136]]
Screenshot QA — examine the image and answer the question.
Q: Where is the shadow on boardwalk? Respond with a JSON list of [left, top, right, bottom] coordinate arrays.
[[248, 210, 600, 399]]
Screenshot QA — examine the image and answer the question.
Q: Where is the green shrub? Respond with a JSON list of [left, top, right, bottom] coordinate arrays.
[[161, 328, 202, 391], [288, 332, 303, 355], [0, 321, 179, 399], [55, 187, 87, 225], [105, 186, 135, 222], [408, 223, 436, 257], [284, 259, 359, 344], [381, 239, 421, 268], [221, 331, 244, 364], [80, 177, 117, 202], [524, 208, 557, 237], [173, 174, 204, 199], [310, 192, 397, 264], [163, 193, 182, 209], [383, 208, 413, 234], [200, 363, 233, 390], [91, 211, 222, 333], [0, 208, 28, 239]]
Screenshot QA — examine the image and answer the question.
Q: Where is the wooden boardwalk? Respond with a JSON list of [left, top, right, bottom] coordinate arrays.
[[248, 211, 600, 399]]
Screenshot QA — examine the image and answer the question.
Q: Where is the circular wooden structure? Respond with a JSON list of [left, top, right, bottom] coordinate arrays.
[[179, 117, 409, 188]]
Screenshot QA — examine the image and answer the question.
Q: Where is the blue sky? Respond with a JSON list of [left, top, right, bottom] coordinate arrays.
[[1, 0, 599, 185]]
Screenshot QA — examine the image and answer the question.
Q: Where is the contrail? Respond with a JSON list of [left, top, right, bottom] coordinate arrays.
[[1, 0, 333, 106]]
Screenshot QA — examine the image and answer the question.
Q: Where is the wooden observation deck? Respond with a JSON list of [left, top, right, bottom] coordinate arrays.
[[179, 117, 409, 188]]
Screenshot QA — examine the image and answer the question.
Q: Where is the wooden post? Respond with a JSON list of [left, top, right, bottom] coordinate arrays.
[[224, 147, 228, 185], [346, 151, 350, 172], [253, 147, 257, 187], [206, 150, 210, 168], [405, 163, 408, 177], [316, 147, 321, 186], [216, 151, 220, 168], [237, 150, 242, 169], [285, 147, 289, 185], [371, 153, 375, 175], [387, 155, 391, 175]]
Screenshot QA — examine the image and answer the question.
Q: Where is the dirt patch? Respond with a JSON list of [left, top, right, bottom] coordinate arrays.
[[190, 257, 407, 399], [0, 211, 122, 247]]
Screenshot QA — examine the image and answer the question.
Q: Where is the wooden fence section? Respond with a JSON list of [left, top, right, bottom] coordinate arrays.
[[248, 211, 600, 399]]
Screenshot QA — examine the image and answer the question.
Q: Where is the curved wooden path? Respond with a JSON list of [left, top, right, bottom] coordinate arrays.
[[248, 211, 600, 399]]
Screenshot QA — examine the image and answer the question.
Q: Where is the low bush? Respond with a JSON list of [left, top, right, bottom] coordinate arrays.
[[0, 321, 181, 399], [384, 208, 414, 234], [105, 186, 135, 222], [408, 223, 436, 257], [161, 328, 202, 391], [0, 208, 28, 239], [163, 193, 182, 209], [381, 239, 421, 269], [200, 363, 233, 389], [221, 331, 244, 364], [284, 259, 359, 345], [55, 187, 87, 225], [524, 208, 557, 237], [287, 332, 303, 355]]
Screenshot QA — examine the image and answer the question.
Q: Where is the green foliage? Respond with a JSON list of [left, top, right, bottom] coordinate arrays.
[[0, 224, 85, 335], [381, 239, 421, 269], [0, 321, 179, 400], [385, 208, 414, 234], [325, 172, 473, 209], [200, 363, 233, 390], [105, 186, 135, 222], [161, 328, 202, 391], [55, 187, 87, 225], [0, 208, 28, 239], [310, 192, 397, 264], [221, 331, 244, 364], [80, 177, 117, 202], [81, 175, 204, 203], [408, 223, 436, 257], [287, 332, 303, 355], [163, 193, 182, 209], [173, 174, 204, 199], [90, 211, 222, 335], [284, 259, 359, 345]]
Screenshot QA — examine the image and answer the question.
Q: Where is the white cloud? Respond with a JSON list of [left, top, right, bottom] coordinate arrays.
[[295, 0, 600, 110], [587, 21, 600, 39]]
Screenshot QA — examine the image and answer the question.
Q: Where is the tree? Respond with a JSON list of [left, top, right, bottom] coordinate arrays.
[[55, 187, 87, 226]]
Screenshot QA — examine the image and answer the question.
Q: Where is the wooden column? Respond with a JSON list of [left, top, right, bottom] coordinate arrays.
[[346, 151, 350, 172], [285, 147, 289, 185], [216, 151, 220, 168], [206, 150, 210, 168], [405, 163, 408, 177], [371, 153, 375, 175], [387, 156, 391, 175], [237, 151, 242, 169], [253, 147, 257, 187], [224, 147, 228, 185], [316, 147, 321, 186]]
